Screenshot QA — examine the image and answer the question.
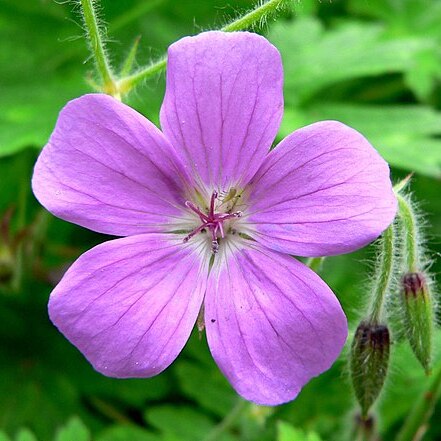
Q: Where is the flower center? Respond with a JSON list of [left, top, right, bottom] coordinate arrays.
[[183, 191, 242, 254]]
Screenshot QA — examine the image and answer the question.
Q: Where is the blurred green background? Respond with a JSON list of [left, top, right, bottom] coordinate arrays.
[[1, 0, 441, 440]]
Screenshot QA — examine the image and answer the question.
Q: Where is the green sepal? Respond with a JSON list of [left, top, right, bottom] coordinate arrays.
[[401, 272, 434, 373], [350, 321, 391, 418]]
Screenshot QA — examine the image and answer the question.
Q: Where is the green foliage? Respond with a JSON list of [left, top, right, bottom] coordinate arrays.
[[0, 2, 88, 156], [0, 418, 90, 441], [175, 360, 237, 416], [269, 17, 441, 178], [96, 425, 159, 441], [280, 104, 441, 178], [144, 405, 236, 441], [277, 421, 322, 441], [54, 417, 91, 441], [14, 431, 37, 441], [269, 18, 432, 104]]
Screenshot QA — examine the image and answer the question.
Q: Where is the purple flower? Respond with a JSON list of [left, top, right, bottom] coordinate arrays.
[[32, 31, 397, 405]]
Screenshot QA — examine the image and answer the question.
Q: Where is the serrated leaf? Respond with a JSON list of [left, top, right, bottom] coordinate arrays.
[[72, 371, 172, 408], [144, 405, 236, 441], [268, 18, 432, 104], [54, 417, 90, 441], [96, 425, 160, 441], [0, 3, 88, 156], [175, 361, 236, 416], [14, 430, 38, 441], [348, 0, 441, 39], [0, 79, 88, 157], [378, 330, 441, 437], [280, 104, 441, 178], [277, 421, 322, 441], [404, 48, 441, 101]]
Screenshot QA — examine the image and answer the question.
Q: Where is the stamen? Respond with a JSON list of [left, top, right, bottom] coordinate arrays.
[[217, 211, 242, 220], [185, 201, 209, 222], [218, 221, 225, 239], [210, 191, 218, 216], [183, 191, 242, 253], [183, 224, 207, 243]]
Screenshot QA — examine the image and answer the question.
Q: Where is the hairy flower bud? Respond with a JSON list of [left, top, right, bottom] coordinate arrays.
[[401, 272, 434, 373], [350, 321, 390, 417]]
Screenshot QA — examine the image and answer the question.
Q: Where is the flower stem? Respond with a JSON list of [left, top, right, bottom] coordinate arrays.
[[221, 0, 289, 32], [306, 256, 325, 272], [119, 36, 141, 77], [117, 0, 290, 94], [202, 398, 247, 441], [397, 194, 418, 272], [80, 0, 118, 97], [89, 396, 132, 424], [368, 225, 395, 324], [396, 362, 441, 441]]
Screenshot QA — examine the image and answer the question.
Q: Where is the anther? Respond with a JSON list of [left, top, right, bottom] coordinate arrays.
[[183, 190, 242, 254]]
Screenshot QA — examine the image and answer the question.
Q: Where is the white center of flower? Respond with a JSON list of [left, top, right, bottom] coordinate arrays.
[[183, 190, 243, 254]]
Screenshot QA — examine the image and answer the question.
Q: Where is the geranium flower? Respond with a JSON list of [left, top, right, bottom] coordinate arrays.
[[32, 31, 397, 405]]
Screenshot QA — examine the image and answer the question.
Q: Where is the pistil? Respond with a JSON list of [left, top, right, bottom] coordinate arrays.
[[183, 191, 242, 253]]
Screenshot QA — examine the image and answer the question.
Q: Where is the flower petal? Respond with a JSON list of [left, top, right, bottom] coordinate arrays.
[[49, 234, 208, 377], [205, 242, 347, 405], [160, 31, 283, 189], [32, 94, 189, 236], [245, 121, 397, 256]]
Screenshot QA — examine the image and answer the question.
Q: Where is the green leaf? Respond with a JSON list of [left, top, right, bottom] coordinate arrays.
[[273, 362, 352, 438], [0, 79, 88, 157], [96, 425, 159, 441], [175, 361, 236, 417], [0, 295, 85, 440], [0, 432, 12, 441], [144, 405, 236, 441], [0, 3, 88, 157], [378, 330, 441, 437], [277, 421, 322, 441], [54, 417, 90, 441], [348, 0, 441, 39], [71, 372, 172, 409], [280, 104, 441, 178], [14, 430, 38, 441], [404, 47, 441, 101], [268, 18, 431, 104]]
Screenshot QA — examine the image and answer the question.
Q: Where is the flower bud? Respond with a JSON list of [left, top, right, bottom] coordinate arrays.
[[401, 272, 434, 373], [350, 321, 390, 417]]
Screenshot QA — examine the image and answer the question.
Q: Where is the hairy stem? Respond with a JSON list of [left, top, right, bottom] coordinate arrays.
[[80, 0, 117, 96], [221, 0, 289, 32], [368, 225, 395, 323], [89, 396, 132, 424], [202, 398, 247, 441], [117, 0, 290, 94], [396, 362, 441, 441], [397, 194, 418, 272]]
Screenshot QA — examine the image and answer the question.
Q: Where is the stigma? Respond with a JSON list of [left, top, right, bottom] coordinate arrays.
[[183, 191, 242, 254]]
